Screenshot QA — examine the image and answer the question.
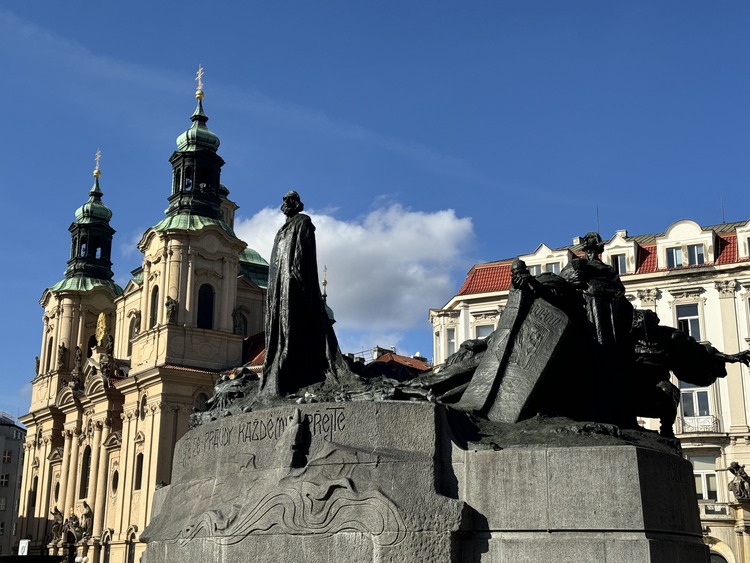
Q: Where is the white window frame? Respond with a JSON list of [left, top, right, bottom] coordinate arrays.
[[667, 246, 684, 268], [475, 324, 494, 339], [446, 328, 456, 357], [544, 262, 560, 274], [688, 455, 719, 501], [611, 253, 627, 275], [676, 303, 701, 340], [687, 244, 705, 266]]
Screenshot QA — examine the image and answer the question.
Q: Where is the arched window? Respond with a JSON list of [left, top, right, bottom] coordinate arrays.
[[149, 286, 160, 329], [28, 476, 38, 518], [102, 534, 111, 563], [139, 395, 147, 421], [86, 335, 97, 358], [127, 317, 138, 356], [197, 284, 214, 329], [79, 446, 91, 499], [45, 337, 54, 373], [95, 247, 102, 259], [184, 166, 193, 192], [126, 533, 137, 563], [173, 169, 181, 195], [80, 237, 87, 257], [134, 453, 144, 491]]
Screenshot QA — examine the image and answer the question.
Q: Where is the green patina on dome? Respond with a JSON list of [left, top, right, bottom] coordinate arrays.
[[240, 247, 269, 266], [47, 276, 123, 296], [175, 100, 220, 152], [74, 178, 113, 224], [151, 213, 236, 237]]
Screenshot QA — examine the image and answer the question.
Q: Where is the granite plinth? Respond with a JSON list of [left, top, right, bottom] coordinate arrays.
[[141, 402, 708, 563]]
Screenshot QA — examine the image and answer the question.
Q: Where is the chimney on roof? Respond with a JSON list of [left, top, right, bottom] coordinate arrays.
[[616, 229, 628, 238], [573, 236, 581, 245]]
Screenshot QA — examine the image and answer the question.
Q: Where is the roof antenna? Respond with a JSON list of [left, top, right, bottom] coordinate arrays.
[[596, 205, 600, 233], [721, 196, 726, 223]]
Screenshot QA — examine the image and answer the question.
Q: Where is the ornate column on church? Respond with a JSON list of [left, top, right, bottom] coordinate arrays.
[[57, 430, 72, 513], [87, 421, 104, 508], [717, 280, 748, 433], [92, 422, 109, 540], [63, 428, 81, 516]]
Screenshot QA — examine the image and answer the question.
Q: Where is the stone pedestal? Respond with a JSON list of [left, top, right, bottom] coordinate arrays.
[[141, 403, 708, 563]]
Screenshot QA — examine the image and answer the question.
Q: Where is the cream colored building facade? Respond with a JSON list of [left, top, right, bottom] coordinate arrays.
[[17, 85, 268, 563], [431, 218, 750, 563]]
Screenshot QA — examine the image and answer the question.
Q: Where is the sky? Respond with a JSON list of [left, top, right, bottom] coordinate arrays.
[[1, 2, 750, 420]]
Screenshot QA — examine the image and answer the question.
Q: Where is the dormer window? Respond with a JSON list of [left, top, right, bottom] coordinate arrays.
[[544, 262, 560, 274], [611, 254, 627, 275], [687, 244, 704, 265], [666, 247, 683, 268], [529, 265, 542, 276]]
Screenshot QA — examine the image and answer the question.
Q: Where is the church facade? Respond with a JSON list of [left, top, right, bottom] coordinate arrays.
[[430, 220, 750, 563], [17, 81, 268, 562]]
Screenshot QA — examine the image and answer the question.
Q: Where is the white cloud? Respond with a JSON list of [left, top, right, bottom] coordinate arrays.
[[235, 203, 474, 348]]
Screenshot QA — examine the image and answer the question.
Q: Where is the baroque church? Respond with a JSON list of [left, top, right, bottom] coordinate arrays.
[[17, 75, 269, 562]]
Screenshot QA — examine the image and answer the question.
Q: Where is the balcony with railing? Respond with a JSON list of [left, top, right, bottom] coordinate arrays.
[[675, 415, 722, 435]]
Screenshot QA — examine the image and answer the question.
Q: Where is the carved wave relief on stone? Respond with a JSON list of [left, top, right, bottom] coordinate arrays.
[[179, 476, 406, 547]]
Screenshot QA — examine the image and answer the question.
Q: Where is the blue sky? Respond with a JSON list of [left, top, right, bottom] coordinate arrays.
[[1, 2, 750, 419]]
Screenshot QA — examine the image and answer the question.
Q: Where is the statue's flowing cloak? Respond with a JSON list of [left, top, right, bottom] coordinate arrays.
[[262, 213, 342, 396]]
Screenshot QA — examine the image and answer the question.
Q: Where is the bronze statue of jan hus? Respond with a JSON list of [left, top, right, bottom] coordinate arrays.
[[412, 232, 750, 436], [261, 191, 350, 397]]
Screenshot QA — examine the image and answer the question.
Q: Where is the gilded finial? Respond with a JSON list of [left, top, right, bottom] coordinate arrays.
[[195, 64, 205, 100], [322, 265, 328, 289], [93, 148, 102, 178]]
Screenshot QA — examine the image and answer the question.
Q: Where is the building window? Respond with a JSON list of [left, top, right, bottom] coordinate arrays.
[[45, 337, 54, 373], [666, 246, 683, 268], [446, 328, 456, 357], [544, 262, 560, 274], [0, 475, 8, 487], [687, 244, 705, 265], [0, 522, 4, 535], [2, 451, 10, 464], [611, 254, 627, 275], [529, 264, 542, 277], [475, 325, 494, 339], [134, 453, 144, 491], [111, 470, 119, 494], [689, 455, 718, 500], [0, 497, 6, 511], [79, 446, 91, 499], [197, 284, 215, 330], [127, 317, 138, 356], [676, 304, 701, 340], [680, 381, 711, 418], [126, 533, 137, 563], [149, 286, 160, 329]]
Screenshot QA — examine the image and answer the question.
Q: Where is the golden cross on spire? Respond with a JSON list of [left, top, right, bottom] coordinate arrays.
[[322, 265, 328, 288], [93, 148, 102, 178], [195, 64, 205, 99]]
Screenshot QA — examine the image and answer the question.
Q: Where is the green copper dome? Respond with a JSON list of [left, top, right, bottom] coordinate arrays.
[[74, 176, 113, 224], [240, 247, 269, 266], [175, 100, 220, 152]]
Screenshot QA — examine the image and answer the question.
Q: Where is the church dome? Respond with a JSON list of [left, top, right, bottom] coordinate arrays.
[[175, 99, 220, 152], [74, 171, 112, 224]]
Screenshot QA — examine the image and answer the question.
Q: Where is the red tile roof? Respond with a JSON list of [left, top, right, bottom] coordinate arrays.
[[636, 243, 657, 274], [373, 352, 431, 372], [716, 233, 737, 265], [458, 262, 512, 295]]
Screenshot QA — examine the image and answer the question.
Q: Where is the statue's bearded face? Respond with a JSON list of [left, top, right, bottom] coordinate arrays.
[[281, 193, 303, 217]]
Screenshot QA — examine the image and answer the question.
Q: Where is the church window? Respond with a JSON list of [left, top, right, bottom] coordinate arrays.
[[150, 286, 160, 329], [0, 498, 6, 511], [102, 535, 111, 563], [2, 450, 11, 464], [87, 335, 97, 358], [45, 337, 54, 373], [0, 475, 8, 487], [173, 169, 181, 195], [127, 317, 138, 356], [80, 238, 88, 257], [134, 453, 144, 491], [184, 166, 193, 191], [54, 481, 59, 502], [95, 247, 102, 259], [126, 533, 137, 563], [79, 446, 91, 499], [111, 470, 119, 494], [0, 522, 4, 535], [139, 396, 147, 421], [197, 284, 215, 330]]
